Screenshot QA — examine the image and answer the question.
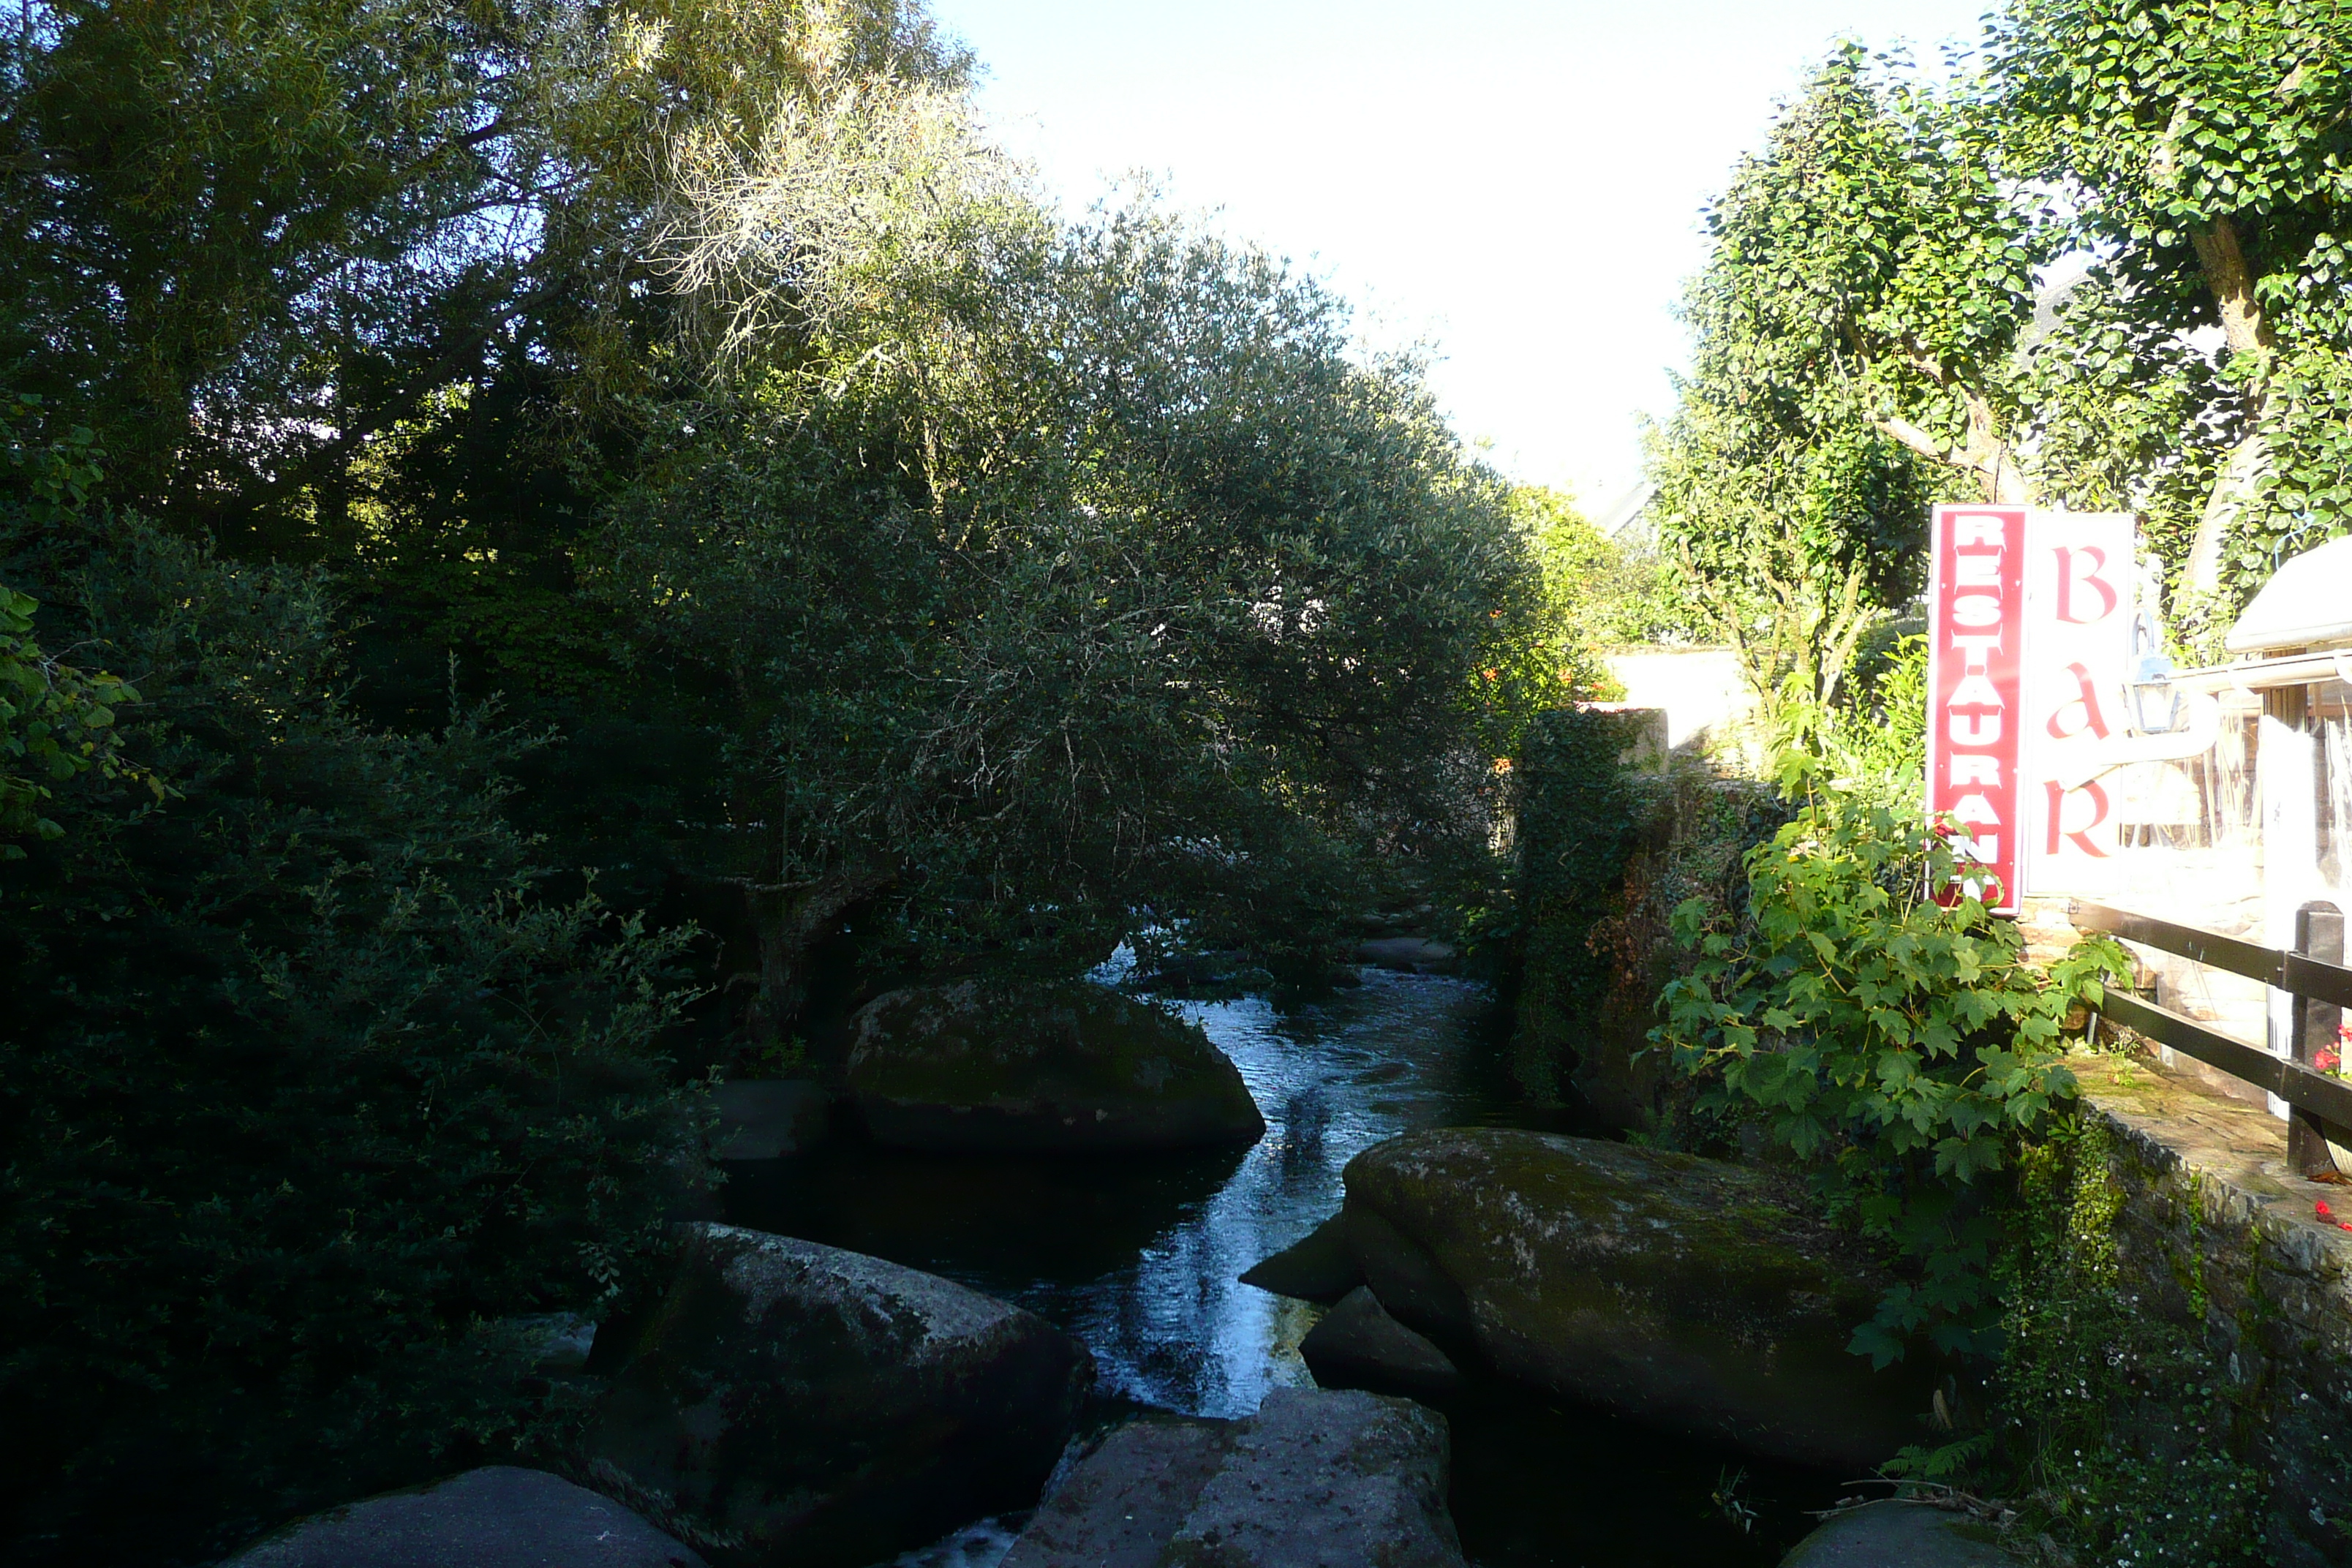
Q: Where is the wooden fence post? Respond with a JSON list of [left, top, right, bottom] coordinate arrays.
[[2291, 901, 2345, 1180]]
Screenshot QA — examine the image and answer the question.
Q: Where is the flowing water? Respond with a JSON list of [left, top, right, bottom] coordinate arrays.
[[723, 970, 1852, 1567]]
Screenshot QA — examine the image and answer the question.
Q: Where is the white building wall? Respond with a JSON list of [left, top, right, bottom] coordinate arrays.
[[1602, 647, 1757, 758]]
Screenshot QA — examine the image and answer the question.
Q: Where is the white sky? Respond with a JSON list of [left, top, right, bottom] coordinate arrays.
[[929, 0, 1997, 513]]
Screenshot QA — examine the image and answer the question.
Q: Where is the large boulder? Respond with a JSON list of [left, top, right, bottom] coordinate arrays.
[[1002, 1388, 1466, 1568], [1341, 1128, 1934, 1471], [1238, 1213, 1362, 1303], [1000, 1417, 1234, 1568], [591, 1224, 1092, 1568], [1300, 1286, 1463, 1403], [223, 1466, 705, 1567], [1779, 1501, 2013, 1567], [715, 1079, 829, 1161], [847, 982, 1264, 1153]]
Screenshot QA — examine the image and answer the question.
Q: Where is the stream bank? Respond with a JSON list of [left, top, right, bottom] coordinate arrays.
[[723, 971, 1855, 1567]]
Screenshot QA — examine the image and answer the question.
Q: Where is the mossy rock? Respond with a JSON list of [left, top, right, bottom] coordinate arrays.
[[591, 1225, 1093, 1568], [222, 1467, 706, 1568], [1778, 1501, 2011, 1566], [847, 981, 1266, 1153], [1343, 1128, 1935, 1470]]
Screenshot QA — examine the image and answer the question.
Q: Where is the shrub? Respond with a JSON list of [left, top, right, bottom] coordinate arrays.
[[1504, 706, 1787, 1120], [0, 513, 713, 1564], [1659, 783, 2126, 1360]]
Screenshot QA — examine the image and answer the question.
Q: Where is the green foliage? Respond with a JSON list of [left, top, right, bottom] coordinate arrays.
[[1994, 1120, 2268, 1565], [1510, 709, 1671, 1095], [1660, 788, 2127, 1360], [1990, 0, 2352, 625], [1650, 43, 2013, 738], [0, 508, 715, 1565], [1507, 484, 1684, 682], [1665, 3, 2352, 678], [0, 584, 142, 848], [1508, 707, 1787, 1117], [0, 400, 151, 849], [18, 0, 1558, 1044], [587, 188, 1557, 1029], [0, 0, 965, 534], [0, 0, 1556, 1555], [1810, 632, 1931, 810]]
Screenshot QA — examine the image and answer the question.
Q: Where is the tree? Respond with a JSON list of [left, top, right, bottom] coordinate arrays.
[[1660, 9, 2352, 700], [1506, 483, 1679, 685], [603, 177, 1561, 1036], [1648, 46, 2008, 738], [1991, 0, 2352, 626], [0, 399, 141, 848], [0, 0, 962, 544]]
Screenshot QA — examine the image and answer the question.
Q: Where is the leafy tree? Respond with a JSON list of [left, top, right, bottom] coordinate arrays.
[[0, 1, 1556, 1556], [1662, 7, 2352, 692], [1991, 0, 2352, 629], [0, 581, 138, 848], [13, 0, 1556, 1051], [0, 399, 143, 848], [603, 180, 1560, 1036], [1648, 46, 1992, 737], [0, 0, 962, 543], [1506, 483, 1681, 684]]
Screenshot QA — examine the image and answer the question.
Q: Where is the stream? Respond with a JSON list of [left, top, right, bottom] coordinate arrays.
[[723, 970, 1851, 1567]]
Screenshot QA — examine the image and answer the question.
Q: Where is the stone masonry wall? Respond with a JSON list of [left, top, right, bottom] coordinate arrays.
[[2073, 1052, 2352, 1567]]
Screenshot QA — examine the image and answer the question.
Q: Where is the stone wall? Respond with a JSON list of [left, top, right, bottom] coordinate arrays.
[[2074, 1052, 2352, 1567]]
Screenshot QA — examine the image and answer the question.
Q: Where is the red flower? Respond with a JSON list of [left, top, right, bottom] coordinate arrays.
[[2320, 1201, 2335, 1218], [2339, 1223, 2351, 1232]]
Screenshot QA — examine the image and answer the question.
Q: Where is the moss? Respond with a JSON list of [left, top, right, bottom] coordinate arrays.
[[852, 982, 1240, 1107], [1999, 1119, 2269, 1566], [845, 981, 1264, 1150], [1511, 708, 1665, 1100], [1349, 1129, 1882, 1314], [1343, 1128, 1927, 1470]]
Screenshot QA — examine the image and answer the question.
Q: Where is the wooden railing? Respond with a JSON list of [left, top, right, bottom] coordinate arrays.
[[2072, 900, 2352, 1177]]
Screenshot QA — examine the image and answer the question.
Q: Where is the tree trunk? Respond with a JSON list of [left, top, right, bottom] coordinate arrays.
[[1874, 389, 2032, 504], [742, 868, 892, 1046], [2183, 214, 2276, 597], [2190, 214, 2273, 363], [2183, 434, 2271, 598]]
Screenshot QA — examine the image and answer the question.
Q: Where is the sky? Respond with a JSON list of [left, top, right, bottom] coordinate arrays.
[[927, 0, 1999, 514]]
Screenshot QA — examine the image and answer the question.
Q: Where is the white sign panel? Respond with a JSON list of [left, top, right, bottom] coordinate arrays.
[[2019, 511, 2136, 896], [1925, 509, 2138, 906]]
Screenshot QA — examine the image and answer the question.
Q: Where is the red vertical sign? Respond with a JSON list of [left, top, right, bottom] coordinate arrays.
[[1926, 505, 2027, 913]]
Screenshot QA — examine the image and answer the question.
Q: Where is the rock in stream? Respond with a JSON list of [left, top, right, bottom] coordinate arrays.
[[1299, 1285, 1463, 1403], [847, 981, 1266, 1153], [590, 1224, 1092, 1567], [1002, 1387, 1468, 1568], [222, 1466, 704, 1567], [1310, 1127, 1932, 1471], [1778, 1500, 2013, 1566]]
